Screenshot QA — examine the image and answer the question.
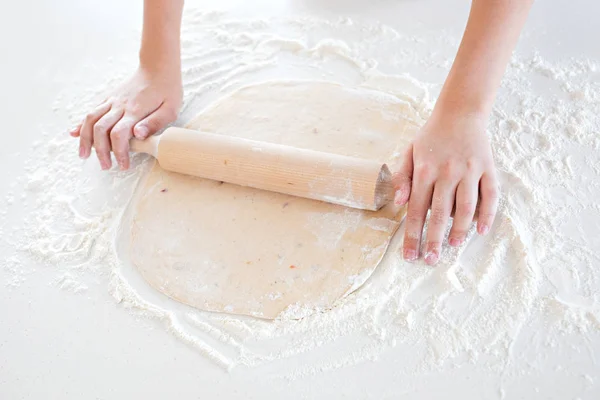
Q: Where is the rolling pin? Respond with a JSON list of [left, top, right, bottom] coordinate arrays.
[[130, 127, 394, 211]]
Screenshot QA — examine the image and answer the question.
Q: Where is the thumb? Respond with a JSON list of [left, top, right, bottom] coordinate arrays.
[[391, 143, 413, 206], [133, 104, 179, 139]]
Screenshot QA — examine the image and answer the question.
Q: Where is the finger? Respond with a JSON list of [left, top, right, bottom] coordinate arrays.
[[111, 99, 166, 169], [93, 108, 124, 170], [402, 163, 434, 262], [448, 178, 478, 247], [391, 144, 414, 206], [79, 102, 111, 159], [70, 124, 82, 138], [424, 180, 456, 265], [110, 116, 137, 170], [477, 172, 500, 235], [133, 103, 179, 139]]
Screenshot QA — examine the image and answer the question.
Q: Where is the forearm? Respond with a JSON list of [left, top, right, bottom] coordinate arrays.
[[434, 0, 533, 119], [139, 0, 184, 73]]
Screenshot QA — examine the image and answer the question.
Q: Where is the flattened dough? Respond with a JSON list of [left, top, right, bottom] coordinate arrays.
[[129, 81, 419, 319]]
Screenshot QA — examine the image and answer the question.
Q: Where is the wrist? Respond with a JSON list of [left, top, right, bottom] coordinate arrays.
[[435, 62, 497, 121], [426, 102, 488, 138], [139, 26, 181, 76], [431, 94, 490, 124], [139, 47, 180, 74]]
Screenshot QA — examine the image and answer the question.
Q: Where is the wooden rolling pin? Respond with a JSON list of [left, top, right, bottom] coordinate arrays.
[[130, 127, 394, 211]]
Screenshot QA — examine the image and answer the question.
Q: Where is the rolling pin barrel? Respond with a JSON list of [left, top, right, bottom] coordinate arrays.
[[130, 127, 394, 211]]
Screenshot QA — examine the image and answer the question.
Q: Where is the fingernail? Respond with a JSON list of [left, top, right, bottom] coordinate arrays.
[[479, 224, 490, 235], [117, 158, 128, 171], [134, 125, 148, 139], [449, 238, 462, 247], [424, 251, 439, 266], [394, 190, 403, 205], [79, 147, 85, 158], [100, 160, 109, 170], [403, 249, 417, 261]]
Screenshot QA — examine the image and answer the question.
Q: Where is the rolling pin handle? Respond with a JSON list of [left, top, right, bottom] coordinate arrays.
[[130, 134, 160, 157]]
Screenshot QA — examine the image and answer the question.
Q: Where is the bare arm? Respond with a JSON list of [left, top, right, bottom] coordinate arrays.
[[394, 0, 533, 265], [72, 0, 185, 170], [436, 0, 533, 118], [139, 0, 184, 76]]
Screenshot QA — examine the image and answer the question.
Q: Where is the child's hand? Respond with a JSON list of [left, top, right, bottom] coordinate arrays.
[[393, 110, 499, 265], [70, 66, 182, 170]]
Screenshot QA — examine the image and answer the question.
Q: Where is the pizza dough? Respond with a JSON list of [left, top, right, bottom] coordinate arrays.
[[128, 81, 419, 319]]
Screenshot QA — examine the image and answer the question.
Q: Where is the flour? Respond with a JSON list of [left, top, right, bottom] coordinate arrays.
[[1, 8, 599, 390], [54, 273, 88, 294], [305, 209, 362, 250]]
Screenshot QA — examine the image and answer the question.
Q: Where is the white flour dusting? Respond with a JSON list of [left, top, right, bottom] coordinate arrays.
[[1, 8, 599, 390]]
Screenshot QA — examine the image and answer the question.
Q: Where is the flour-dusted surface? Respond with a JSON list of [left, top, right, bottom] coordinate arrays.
[[1, 0, 599, 399]]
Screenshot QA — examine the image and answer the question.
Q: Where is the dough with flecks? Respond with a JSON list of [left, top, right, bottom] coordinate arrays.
[[128, 81, 420, 319]]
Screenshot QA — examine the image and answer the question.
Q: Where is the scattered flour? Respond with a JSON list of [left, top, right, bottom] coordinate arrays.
[[1, 8, 599, 393]]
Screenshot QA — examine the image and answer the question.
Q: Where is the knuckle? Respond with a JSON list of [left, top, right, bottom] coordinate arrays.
[[441, 159, 460, 179], [431, 193, 445, 209], [466, 157, 478, 172], [79, 136, 90, 146], [415, 164, 432, 181], [94, 143, 107, 152], [145, 118, 159, 130], [479, 212, 496, 221], [456, 201, 476, 216], [403, 237, 419, 250], [83, 113, 96, 124], [425, 241, 442, 251], [126, 101, 144, 117], [406, 211, 425, 226], [164, 107, 178, 121], [110, 126, 126, 141], [429, 210, 446, 226], [93, 122, 107, 136], [112, 145, 126, 156], [483, 187, 500, 201], [450, 228, 468, 238], [109, 132, 122, 142]]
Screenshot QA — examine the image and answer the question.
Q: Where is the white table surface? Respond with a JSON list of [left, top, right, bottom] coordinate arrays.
[[1, 1, 599, 399]]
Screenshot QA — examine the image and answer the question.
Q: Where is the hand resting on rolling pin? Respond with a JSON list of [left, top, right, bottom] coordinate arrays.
[[70, 67, 183, 171], [69, 0, 184, 171]]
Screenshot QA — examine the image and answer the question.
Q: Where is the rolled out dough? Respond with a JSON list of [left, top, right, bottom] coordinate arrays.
[[129, 81, 419, 319]]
